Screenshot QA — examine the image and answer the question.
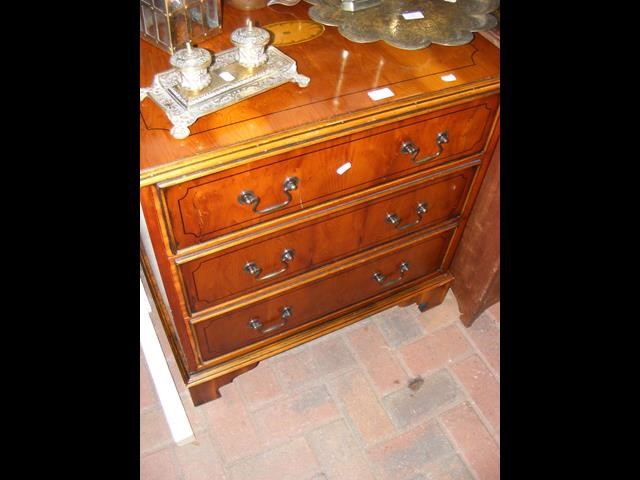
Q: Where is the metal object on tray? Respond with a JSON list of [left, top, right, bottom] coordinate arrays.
[[306, 0, 499, 50], [140, 23, 310, 139]]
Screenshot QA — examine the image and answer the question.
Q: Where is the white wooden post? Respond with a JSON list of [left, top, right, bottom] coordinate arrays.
[[140, 279, 195, 445]]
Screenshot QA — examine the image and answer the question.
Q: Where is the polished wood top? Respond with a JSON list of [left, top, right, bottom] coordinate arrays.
[[140, 2, 500, 186]]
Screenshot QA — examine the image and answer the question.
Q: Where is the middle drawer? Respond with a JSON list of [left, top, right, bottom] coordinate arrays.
[[178, 163, 477, 314]]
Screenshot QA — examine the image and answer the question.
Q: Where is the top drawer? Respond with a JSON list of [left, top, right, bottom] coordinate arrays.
[[161, 95, 499, 251]]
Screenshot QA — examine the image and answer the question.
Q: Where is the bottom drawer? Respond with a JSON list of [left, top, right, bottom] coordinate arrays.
[[193, 227, 455, 363]]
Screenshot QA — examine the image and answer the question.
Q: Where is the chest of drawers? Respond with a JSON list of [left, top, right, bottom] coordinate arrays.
[[140, 3, 500, 405]]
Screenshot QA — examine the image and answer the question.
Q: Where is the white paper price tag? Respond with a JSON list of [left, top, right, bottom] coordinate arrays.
[[219, 71, 235, 82], [367, 87, 395, 101], [402, 11, 425, 20], [336, 162, 352, 175]]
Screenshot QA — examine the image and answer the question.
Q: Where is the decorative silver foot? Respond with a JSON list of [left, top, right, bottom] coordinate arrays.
[[170, 124, 191, 140], [140, 88, 150, 101], [292, 73, 311, 87]]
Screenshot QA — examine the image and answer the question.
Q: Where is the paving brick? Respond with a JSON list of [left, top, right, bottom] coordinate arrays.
[[236, 363, 284, 410], [140, 405, 174, 455], [466, 312, 500, 377], [140, 352, 159, 410], [366, 419, 454, 480], [347, 323, 409, 396], [272, 347, 318, 391], [422, 454, 474, 480], [253, 384, 340, 444], [374, 307, 425, 348], [306, 420, 377, 480], [486, 302, 500, 324], [227, 437, 321, 480], [440, 402, 500, 480], [200, 383, 265, 463], [328, 370, 395, 445], [308, 336, 357, 377], [272, 336, 357, 394], [382, 369, 461, 429], [418, 289, 460, 332], [174, 432, 227, 480], [451, 354, 500, 433], [399, 325, 470, 377], [140, 448, 179, 480]]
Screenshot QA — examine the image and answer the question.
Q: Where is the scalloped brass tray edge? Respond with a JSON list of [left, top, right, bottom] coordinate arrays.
[[305, 0, 499, 50]]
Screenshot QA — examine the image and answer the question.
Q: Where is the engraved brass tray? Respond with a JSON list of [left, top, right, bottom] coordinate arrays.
[[306, 0, 499, 50]]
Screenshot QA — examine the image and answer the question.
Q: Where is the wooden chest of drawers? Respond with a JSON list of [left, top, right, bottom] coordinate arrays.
[[140, 3, 500, 405]]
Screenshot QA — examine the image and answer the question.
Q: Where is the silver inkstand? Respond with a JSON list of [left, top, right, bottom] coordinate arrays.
[[140, 22, 310, 139]]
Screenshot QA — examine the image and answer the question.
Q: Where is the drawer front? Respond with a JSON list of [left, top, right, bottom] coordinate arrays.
[[163, 97, 498, 251], [193, 228, 455, 362], [180, 164, 476, 313]]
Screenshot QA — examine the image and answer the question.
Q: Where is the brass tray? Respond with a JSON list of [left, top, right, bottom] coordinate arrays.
[[306, 0, 499, 50]]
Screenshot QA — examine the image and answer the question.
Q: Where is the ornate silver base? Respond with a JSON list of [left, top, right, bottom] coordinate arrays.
[[140, 46, 310, 139]]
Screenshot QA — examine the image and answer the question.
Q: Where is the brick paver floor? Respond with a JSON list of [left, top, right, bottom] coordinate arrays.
[[141, 289, 500, 480]]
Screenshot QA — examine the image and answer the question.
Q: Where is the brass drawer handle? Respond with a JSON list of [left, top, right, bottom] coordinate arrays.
[[400, 131, 449, 165], [248, 306, 292, 334], [385, 202, 428, 231], [372, 261, 410, 287], [243, 248, 295, 281], [237, 176, 300, 214]]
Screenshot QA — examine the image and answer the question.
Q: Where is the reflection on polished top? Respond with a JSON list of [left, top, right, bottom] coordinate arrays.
[[139, 1, 499, 186]]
